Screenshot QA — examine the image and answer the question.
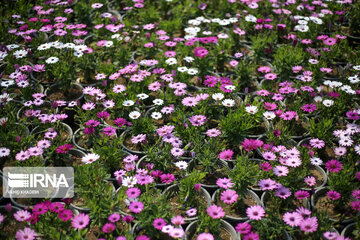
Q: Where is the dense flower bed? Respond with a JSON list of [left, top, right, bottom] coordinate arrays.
[[0, 0, 360, 239]]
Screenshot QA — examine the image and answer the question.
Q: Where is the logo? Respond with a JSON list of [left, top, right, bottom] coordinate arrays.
[[3, 167, 74, 198]]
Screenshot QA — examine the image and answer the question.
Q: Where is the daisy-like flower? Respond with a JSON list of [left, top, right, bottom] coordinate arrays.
[[273, 166, 289, 177], [129, 111, 141, 119], [310, 157, 323, 166], [0, 147, 10, 157], [153, 218, 167, 230], [81, 153, 100, 164], [327, 190, 341, 200], [15, 227, 38, 240], [129, 201, 144, 213], [153, 99, 164, 105], [283, 212, 303, 227], [71, 213, 90, 229], [14, 210, 31, 222], [222, 99, 235, 107], [45, 57, 59, 64], [171, 147, 184, 157], [309, 138, 325, 149], [212, 93, 224, 101], [294, 190, 310, 199], [275, 186, 292, 199], [169, 228, 185, 238], [220, 189, 238, 204], [175, 161, 188, 169], [123, 100, 135, 107], [197, 233, 214, 240], [299, 217, 318, 232], [246, 205, 265, 220], [206, 205, 225, 219], [258, 179, 277, 190], [245, 105, 258, 114], [263, 111, 276, 120], [151, 112, 162, 120], [325, 160, 342, 172], [216, 178, 234, 189], [206, 128, 221, 137]]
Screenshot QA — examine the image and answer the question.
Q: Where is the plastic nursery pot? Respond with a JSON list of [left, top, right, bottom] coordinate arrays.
[[301, 165, 328, 191], [162, 184, 212, 222], [44, 82, 84, 102], [310, 187, 358, 224], [341, 222, 358, 238], [189, 159, 230, 193], [72, 124, 117, 152], [31, 122, 73, 142], [120, 129, 147, 155], [260, 191, 310, 214], [185, 220, 238, 240], [0, 205, 29, 238], [16, 101, 56, 124], [211, 189, 262, 223], [131, 222, 185, 240], [69, 180, 116, 213]]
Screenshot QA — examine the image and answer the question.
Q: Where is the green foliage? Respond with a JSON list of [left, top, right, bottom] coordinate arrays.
[[272, 45, 305, 79], [178, 170, 206, 207]]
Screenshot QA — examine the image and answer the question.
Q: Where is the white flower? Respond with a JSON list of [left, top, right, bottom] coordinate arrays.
[[202, 31, 212, 35], [314, 96, 322, 103], [353, 65, 360, 71], [13, 50, 27, 59], [263, 111, 276, 120], [129, 111, 141, 119], [245, 105, 258, 114], [0, 51, 8, 60], [165, 58, 177, 65], [298, 20, 308, 25], [348, 75, 360, 84], [6, 44, 19, 50], [105, 41, 113, 47], [1, 80, 15, 87], [183, 56, 194, 63], [184, 27, 201, 34], [187, 68, 198, 75], [37, 43, 51, 51], [74, 45, 88, 52], [122, 176, 137, 188], [219, 19, 231, 26], [177, 67, 188, 72], [151, 112, 162, 119], [175, 161, 188, 170], [294, 24, 309, 32], [81, 153, 100, 164], [322, 99, 334, 107], [222, 99, 235, 107], [212, 93, 224, 101], [123, 100, 135, 106], [137, 93, 149, 100], [187, 20, 201, 26], [225, 85, 236, 91], [64, 43, 75, 49], [310, 157, 323, 166], [153, 99, 164, 105], [245, 15, 257, 22], [45, 57, 59, 64]]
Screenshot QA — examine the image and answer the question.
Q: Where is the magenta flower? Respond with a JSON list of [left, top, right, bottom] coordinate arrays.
[[56, 144, 73, 154], [189, 115, 207, 126], [153, 218, 167, 230], [160, 173, 176, 184], [243, 232, 260, 240], [327, 190, 341, 200], [219, 149, 234, 160], [206, 205, 225, 219], [241, 139, 264, 151], [301, 104, 317, 113], [193, 47, 209, 58], [246, 205, 265, 220], [216, 178, 234, 189], [294, 190, 310, 200], [325, 160, 342, 173], [126, 187, 141, 198], [129, 201, 144, 214], [258, 179, 277, 190], [71, 213, 90, 229], [102, 223, 116, 233], [235, 222, 252, 234], [103, 126, 116, 136]]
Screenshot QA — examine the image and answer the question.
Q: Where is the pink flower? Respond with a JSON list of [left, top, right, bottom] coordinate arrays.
[[171, 215, 185, 225], [216, 178, 234, 189], [16, 227, 38, 240], [294, 190, 310, 200], [206, 205, 225, 219], [197, 233, 214, 240], [220, 189, 238, 204], [108, 213, 121, 222], [246, 205, 265, 220], [71, 213, 90, 229], [283, 212, 303, 227], [299, 217, 318, 232]]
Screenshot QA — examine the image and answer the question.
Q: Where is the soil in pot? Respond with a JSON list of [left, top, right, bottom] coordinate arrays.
[[47, 85, 82, 101], [216, 192, 258, 219], [308, 167, 325, 188], [314, 196, 355, 222], [190, 228, 232, 240], [123, 132, 158, 153], [168, 194, 208, 217], [0, 209, 28, 238]]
